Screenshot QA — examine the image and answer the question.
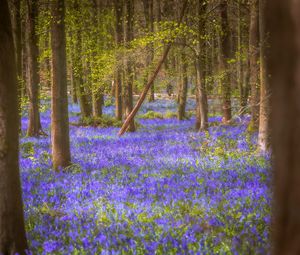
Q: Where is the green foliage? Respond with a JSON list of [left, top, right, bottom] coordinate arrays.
[[104, 97, 114, 107], [21, 141, 35, 158], [164, 111, 178, 119], [137, 111, 163, 119], [79, 115, 122, 127]]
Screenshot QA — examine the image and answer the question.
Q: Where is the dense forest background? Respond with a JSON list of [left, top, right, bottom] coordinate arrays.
[[9, 0, 270, 149]]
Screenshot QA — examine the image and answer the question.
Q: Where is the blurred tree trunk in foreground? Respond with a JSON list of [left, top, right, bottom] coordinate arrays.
[[268, 0, 300, 254], [0, 0, 28, 253]]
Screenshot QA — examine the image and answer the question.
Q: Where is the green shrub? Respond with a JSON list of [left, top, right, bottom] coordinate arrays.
[[104, 98, 114, 107], [137, 110, 163, 119], [21, 141, 35, 158], [79, 115, 122, 127], [164, 111, 177, 119]]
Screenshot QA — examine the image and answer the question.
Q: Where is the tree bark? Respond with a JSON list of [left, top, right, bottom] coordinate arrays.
[[0, 0, 28, 253], [10, 0, 22, 116], [249, 0, 260, 128], [124, 0, 135, 132], [257, 0, 270, 152], [74, 0, 91, 119], [268, 0, 300, 254], [195, 0, 208, 131], [142, 0, 155, 102], [91, 0, 103, 118], [26, 0, 43, 137], [114, 0, 123, 121], [237, 0, 245, 112], [178, 43, 188, 120], [51, 0, 71, 170], [218, 0, 232, 123]]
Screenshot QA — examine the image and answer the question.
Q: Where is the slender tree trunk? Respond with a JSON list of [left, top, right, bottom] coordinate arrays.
[[178, 43, 188, 120], [218, 0, 232, 123], [237, 0, 245, 112], [51, 0, 71, 170], [10, 0, 22, 79], [195, 0, 208, 131], [257, 0, 270, 152], [74, 0, 91, 119], [124, 0, 135, 131], [91, 0, 103, 118], [44, 29, 51, 90], [69, 51, 78, 104], [10, 0, 22, 117], [148, 0, 155, 102], [114, 0, 123, 121], [0, 0, 28, 253], [26, 0, 43, 137], [21, 15, 27, 98], [268, 0, 300, 254], [142, 0, 155, 102], [249, 0, 260, 128]]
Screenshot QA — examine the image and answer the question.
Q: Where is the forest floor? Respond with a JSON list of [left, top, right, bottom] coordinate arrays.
[[20, 98, 271, 254]]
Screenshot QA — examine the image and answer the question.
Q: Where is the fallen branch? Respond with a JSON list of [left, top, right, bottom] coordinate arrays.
[[118, 0, 188, 136]]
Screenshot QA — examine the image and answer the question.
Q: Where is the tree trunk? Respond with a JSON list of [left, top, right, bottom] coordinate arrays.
[[142, 0, 155, 102], [26, 0, 43, 137], [114, 0, 123, 121], [178, 43, 188, 120], [91, 0, 103, 118], [237, 0, 246, 113], [268, 0, 300, 254], [74, 0, 91, 119], [69, 47, 78, 104], [51, 0, 71, 170], [0, 0, 28, 253], [10, 0, 22, 117], [249, 0, 260, 128], [195, 0, 208, 131], [124, 0, 135, 132], [257, 0, 270, 152], [218, 0, 232, 123], [44, 28, 51, 90], [118, 0, 188, 136]]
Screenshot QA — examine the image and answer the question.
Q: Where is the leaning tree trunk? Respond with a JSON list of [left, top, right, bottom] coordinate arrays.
[[257, 0, 271, 152], [0, 0, 28, 253], [118, 0, 188, 136], [26, 0, 43, 137], [218, 0, 232, 123], [249, 0, 260, 128], [268, 0, 300, 254], [51, 0, 71, 170]]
